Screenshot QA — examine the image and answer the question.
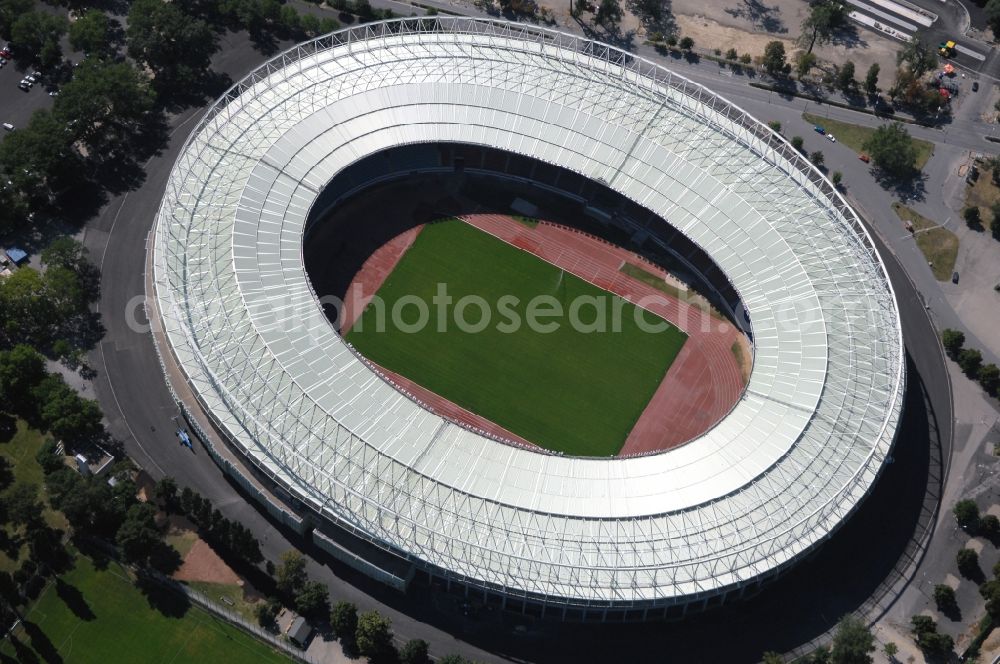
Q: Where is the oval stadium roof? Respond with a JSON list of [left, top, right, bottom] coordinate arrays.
[[151, 18, 905, 609]]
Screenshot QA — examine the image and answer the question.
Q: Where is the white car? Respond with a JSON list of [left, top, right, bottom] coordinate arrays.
[[826, 133, 836, 143], [19, 78, 31, 88], [24, 75, 35, 83], [2, 123, 13, 131]]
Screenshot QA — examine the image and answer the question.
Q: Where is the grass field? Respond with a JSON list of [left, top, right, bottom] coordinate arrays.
[[965, 166, 999, 232], [1, 555, 291, 663], [802, 113, 935, 170], [0, 419, 68, 573], [893, 202, 959, 281], [347, 219, 687, 457]]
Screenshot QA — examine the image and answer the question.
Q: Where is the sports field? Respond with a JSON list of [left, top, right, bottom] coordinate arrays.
[[1, 555, 290, 663], [346, 219, 687, 456]]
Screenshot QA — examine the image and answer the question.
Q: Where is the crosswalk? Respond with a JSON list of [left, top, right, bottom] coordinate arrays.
[[845, 0, 988, 62]]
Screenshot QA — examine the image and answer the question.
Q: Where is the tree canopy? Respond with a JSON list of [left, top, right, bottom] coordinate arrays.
[[68, 9, 117, 57], [762, 41, 788, 77], [127, 0, 217, 91], [830, 614, 874, 664], [861, 122, 917, 178], [11, 11, 67, 68], [897, 37, 938, 78], [801, 0, 848, 54]]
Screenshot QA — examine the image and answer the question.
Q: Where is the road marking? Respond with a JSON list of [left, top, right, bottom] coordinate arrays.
[[847, 0, 935, 26], [849, 11, 913, 42], [955, 44, 987, 61], [94, 107, 203, 477], [848, 0, 921, 30]]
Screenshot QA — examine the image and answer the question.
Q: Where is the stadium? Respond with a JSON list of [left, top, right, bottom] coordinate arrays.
[[149, 18, 905, 621]]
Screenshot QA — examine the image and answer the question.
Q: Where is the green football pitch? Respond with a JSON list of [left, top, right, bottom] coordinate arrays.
[[346, 219, 687, 457], [1, 555, 291, 663]]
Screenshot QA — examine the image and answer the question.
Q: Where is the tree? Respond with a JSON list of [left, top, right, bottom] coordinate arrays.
[[2, 482, 43, 526], [768, 120, 782, 133], [116, 503, 160, 564], [35, 439, 63, 476], [910, 615, 953, 659], [989, 0, 1000, 39], [0, 109, 79, 207], [964, 206, 982, 229], [941, 329, 965, 359], [830, 614, 874, 664], [725, 48, 738, 60], [979, 363, 1000, 396], [831, 171, 843, 186], [54, 59, 156, 158], [33, 375, 104, 444], [957, 547, 979, 578], [882, 642, 898, 660], [255, 597, 280, 628], [791, 136, 804, 152], [981, 578, 1000, 619], [41, 237, 87, 272], [861, 122, 917, 178], [356, 610, 393, 659], [154, 477, 178, 512], [980, 513, 1000, 537], [864, 63, 880, 97], [276, 550, 307, 595], [897, 37, 938, 78], [331, 600, 358, 640], [399, 639, 430, 664], [11, 11, 67, 69], [801, 0, 848, 54], [761, 653, 785, 664], [795, 51, 817, 78], [954, 499, 980, 530], [294, 581, 329, 619], [0, 344, 47, 415], [836, 61, 856, 93], [127, 0, 217, 91], [68, 9, 116, 57], [595, 0, 622, 29], [679, 36, 694, 51], [762, 41, 788, 77], [958, 348, 983, 378], [933, 584, 956, 613], [810, 151, 825, 167]]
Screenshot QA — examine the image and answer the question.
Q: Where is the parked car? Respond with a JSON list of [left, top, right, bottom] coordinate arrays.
[[826, 133, 836, 143], [952, 271, 960, 284], [24, 75, 35, 83], [859, 153, 870, 163], [972, 81, 979, 92], [2, 123, 13, 131], [813, 125, 825, 134], [17, 81, 29, 91]]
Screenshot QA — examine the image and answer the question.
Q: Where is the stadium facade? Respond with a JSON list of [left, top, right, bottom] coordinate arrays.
[[150, 18, 905, 620]]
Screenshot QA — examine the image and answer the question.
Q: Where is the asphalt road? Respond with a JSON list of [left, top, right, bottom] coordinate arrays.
[[67, 14, 958, 664]]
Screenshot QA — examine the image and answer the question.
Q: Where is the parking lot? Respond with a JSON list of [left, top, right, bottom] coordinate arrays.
[[0, 51, 56, 132]]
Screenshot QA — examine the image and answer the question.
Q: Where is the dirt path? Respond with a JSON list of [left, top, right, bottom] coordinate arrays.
[[173, 538, 242, 586]]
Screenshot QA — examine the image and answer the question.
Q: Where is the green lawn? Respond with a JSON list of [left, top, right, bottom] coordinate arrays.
[[1, 554, 291, 663], [892, 202, 959, 281], [346, 219, 687, 457], [802, 113, 935, 170], [0, 419, 68, 572]]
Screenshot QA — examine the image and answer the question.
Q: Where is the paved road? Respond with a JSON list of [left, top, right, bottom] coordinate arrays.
[[75, 14, 962, 664]]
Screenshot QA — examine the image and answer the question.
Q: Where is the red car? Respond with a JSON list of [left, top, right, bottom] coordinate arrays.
[[858, 153, 870, 163], [0, 49, 11, 59]]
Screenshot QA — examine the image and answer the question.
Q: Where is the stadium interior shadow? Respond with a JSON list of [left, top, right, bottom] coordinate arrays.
[[303, 167, 742, 333]]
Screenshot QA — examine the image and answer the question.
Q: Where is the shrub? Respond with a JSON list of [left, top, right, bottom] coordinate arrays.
[[791, 135, 804, 151], [941, 328, 965, 358], [958, 348, 983, 377], [957, 547, 979, 578], [933, 584, 956, 612], [954, 499, 980, 530], [964, 206, 982, 228]]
